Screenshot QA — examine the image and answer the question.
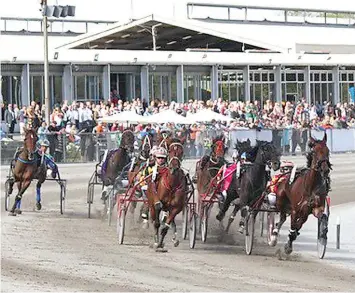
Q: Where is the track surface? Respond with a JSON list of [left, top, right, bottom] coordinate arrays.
[[1, 154, 355, 292]]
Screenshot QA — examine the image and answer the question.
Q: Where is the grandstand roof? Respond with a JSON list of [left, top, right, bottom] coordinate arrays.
[[55, 14, 355, 54]]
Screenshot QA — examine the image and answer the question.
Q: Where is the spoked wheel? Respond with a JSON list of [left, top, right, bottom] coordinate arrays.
[[117, 205, 126, 244], [245, 211, 256, 255], [317, 214, 328, 259], [267, 212, 276, 246], [87, 184, 94, 218], [189, 211, 197, 249], [201, 206, 208, 243], [107, 190, 114, 226], [182, 204, 188, 240], [259, 211, 265, 237], [4, 179, 11, 212], [60, 182, 66, 215]]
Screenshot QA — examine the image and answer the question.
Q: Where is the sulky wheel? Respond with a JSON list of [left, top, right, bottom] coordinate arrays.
[[201, 206, 209, 243], [189, 211, 197, 249], [182, 204, 188, 240], [245, 211, 256, 255], [4, 179, 11, 212], [60, 182, 66, 215], [117, 206, 126, 245], [87, 184, 94, 218], [317, 214, 328, 259]]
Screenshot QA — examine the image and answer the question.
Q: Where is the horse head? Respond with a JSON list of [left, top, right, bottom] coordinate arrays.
[[140, 133, 153, 160], [24, 128, 38, 160], [255, 140, 281, 171], [306, 133, 331, 218], [120, 129, 135, 153], [307, 133, 331, 176], [168, 137, 184, 173], [211, 135, 227, 162], [234, 138, 252, 159]]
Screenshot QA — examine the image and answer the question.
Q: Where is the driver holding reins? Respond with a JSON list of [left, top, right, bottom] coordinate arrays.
[[266, 160, 295, 208], [37, 139, 58, 179]]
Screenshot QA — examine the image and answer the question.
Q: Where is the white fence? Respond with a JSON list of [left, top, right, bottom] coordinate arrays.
[[229, 128, 355, 153]]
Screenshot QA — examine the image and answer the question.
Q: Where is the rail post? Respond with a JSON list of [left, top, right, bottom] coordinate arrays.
[[336, 216, 340, 249]]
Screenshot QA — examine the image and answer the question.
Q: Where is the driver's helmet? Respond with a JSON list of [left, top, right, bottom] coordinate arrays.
[[149, 146, 159, 157], [280, 161, 294, 173], [39, 139, 50, 147], [155, 147, 168, 158]]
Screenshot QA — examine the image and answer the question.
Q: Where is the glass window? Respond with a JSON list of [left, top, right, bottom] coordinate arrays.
[[262, 73, 268, 82], [269, 73, 275, 82], [321, 73, 327, 82], [31, 76, 43, 104], [349, 73, 354, 82], [134, 74, 141, 100], [76, 76, 85, 100], [286, 73, 296, 82], [298, 73, 304, 82], [327, 73, 333, 82], [1, 76, 10, 105], [12, 76, 22, 107], [253, 72, 260, 82], [53, 76, 62, 106], [341, 73, 347, 81]]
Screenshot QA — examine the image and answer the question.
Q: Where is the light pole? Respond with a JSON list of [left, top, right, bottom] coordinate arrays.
[[40, 1, 75, 124]]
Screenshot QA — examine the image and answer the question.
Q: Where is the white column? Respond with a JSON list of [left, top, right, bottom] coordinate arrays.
[[21, 64, 30, 106], [62, 65, 73, 102], [305, 66, 311, 104], [176, 65, 184, 103], [332, 66, 340, 105], [140, 65, 149, 104], [243, 65, 250, 102], [210, 65, 218, 101], [275, 65, 282, 103], [102, 64, 111, 101]]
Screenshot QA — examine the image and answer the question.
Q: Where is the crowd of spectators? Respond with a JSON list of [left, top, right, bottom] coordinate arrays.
[[1, 92, 355, 159]]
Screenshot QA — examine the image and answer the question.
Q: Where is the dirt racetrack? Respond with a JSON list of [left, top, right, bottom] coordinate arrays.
[[1, 154, 355, 292]]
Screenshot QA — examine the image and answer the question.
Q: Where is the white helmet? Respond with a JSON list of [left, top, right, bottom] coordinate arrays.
[[149, 146, 159, 156], [155, 147, 168, 158]]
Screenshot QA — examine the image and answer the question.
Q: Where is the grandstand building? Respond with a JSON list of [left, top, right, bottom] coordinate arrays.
[[1, 2, 355, 108]]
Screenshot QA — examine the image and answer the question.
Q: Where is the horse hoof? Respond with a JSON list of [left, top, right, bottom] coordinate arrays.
[[142, 221, 149, 229], [155, 247, 168, 253], [238, 225, 245, 234], [268, 235, 278, 247], [14, 209, 22, 215], [8, 212, 17, 217], [216, 213, 224, 222], [36, 202, 42, 211], [173, 240, 180, 247], [284, 243, 293, 255]]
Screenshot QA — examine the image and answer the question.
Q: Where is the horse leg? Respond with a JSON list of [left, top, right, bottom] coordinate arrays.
[[153, 201, 162, 248], [101, 185, 109, 202], [225, 203, 241, 234], [35, 181, 42, 211], [171, 220, 179, 247], [141, 203, 150, 229], [158, 208, 180, 249], [284, 212, 308, 255], [216, 190, 235, 222], [8, 178, 15, 195], [270, 211, 287, 246], [14, 181, 23, 214], [9, 179, 31, 216]]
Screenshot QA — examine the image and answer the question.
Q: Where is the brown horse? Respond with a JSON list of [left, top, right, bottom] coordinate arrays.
[[146, 137, 187, 251], [272, 133, 331, 254], [101, 129, 135, 200], [8, 128, 47, 216], [195, 134, 227, 198]]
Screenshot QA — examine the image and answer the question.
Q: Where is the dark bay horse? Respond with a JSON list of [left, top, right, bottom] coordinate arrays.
[[101, 129, 135, 200], [8, 128, 47, 216], [216, 141, 281, 231], [272, 133, 331, 254], [146, 137, 187, 251]]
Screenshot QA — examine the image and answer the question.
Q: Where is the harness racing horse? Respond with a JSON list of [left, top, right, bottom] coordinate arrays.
[[271, 133, 331, 254], [8, 128, 47, 216], [195, 135, 228, 205], [216, 141, 281, 231], [100, 129, 135, 201], [147, 137, 187, 251]]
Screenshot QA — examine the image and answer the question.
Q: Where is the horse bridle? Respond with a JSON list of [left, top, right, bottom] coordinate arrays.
[[168, 142, 184, 168], [120, 129, 135, 152], [140, 135, 152, 160]]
